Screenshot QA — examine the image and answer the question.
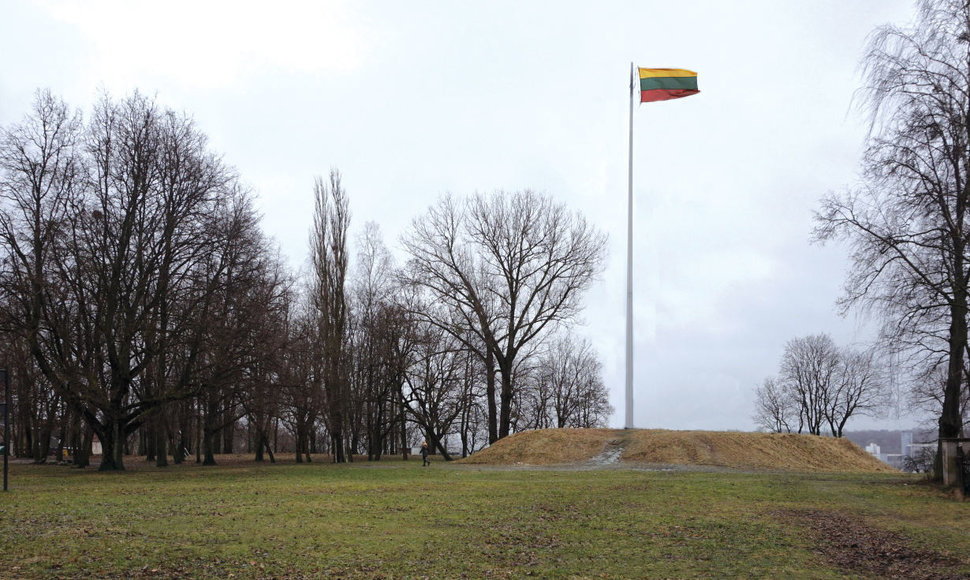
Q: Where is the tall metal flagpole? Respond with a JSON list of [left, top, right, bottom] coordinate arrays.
[[625, 62, 635, 429]]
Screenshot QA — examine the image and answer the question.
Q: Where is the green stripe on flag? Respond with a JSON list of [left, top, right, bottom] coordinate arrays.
[[640, 76, 698, 92]]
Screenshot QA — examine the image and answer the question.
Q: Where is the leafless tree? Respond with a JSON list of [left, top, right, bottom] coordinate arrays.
[[280, 299, 320, 463], [347, 222, 406, 460], [194, 191, 284, 465], [781, 335, 842, 436], [454, 335, 487, 457], [402, 190, 607, 443], [758, 334, 888, 436], [0, 333, 66, 462], [753, 377, 796, 434], [0, 90, 82, 462], [0, 91, 251, 470], [401, 314, 469, 461], [310, 170, 351, 462], [903, 445, 937, 473], [827, 348, 887, 437], [551, 335, 611, 428], [239, 255, 291, 464], [520, 334, 612, 429], [519, 364, 552, 430], [908, 364, 970, 430], [815, 0, 970, 445]]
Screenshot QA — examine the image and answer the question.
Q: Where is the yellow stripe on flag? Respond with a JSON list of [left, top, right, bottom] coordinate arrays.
[[638, 68, 697, 79]]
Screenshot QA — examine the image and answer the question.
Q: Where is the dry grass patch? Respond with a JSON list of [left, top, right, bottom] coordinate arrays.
[[623, 430, 894, 472], [461, 428, 895, 472], [458, 428, 615, 465]]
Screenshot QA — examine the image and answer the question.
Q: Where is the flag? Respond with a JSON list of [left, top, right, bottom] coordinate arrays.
[[638, 68, 699, 103]]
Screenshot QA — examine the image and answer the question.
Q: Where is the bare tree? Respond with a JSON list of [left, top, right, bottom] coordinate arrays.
[[781, 334, 841, 436], [520, 334, 612, 429], [827, 348, 887, 437], [903, 445, 937, 473], [1, 91, 313, 471], [0, 90, 82, 462], [310, 170, 351, 462], [908, 364, 970, 430], [551, 335, 611, 428], [0, 91, 246, 470], [280, 299, 320, 463], [454, 335, 487, 457], [758, 334, 888, 437], [238, 252, 291, 464], [753, 377, 796, 433], [0, 90, 81, 344], [815, 0, 970, 446], [402, 312, 470, 461], [348, 222, 407, 460], [403, 190, 607, 443], [194, 191, 285, 465]]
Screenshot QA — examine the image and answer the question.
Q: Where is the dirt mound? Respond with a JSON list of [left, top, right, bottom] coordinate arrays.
[[459, 428, 895, 473], [460, 428, 618, 466]]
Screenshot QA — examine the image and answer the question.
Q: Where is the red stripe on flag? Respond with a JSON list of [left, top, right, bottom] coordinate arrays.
[[640, 89, 700, 103]]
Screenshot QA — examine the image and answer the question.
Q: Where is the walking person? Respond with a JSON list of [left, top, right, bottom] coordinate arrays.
[[421, 440, 430, 467]]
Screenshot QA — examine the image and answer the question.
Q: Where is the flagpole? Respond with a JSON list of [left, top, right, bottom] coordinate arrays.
[[625, 62, 635, 430], [624, 65, 698, 431]]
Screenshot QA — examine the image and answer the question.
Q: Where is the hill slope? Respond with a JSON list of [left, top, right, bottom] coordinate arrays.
[[459, 428, 895, 473]]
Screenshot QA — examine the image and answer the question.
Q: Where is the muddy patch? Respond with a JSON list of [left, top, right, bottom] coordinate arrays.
[[588, 437, 625, 466], [781, 509, 968, 579]]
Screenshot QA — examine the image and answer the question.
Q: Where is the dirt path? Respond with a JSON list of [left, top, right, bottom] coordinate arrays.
[[586, 433, 627, 466]]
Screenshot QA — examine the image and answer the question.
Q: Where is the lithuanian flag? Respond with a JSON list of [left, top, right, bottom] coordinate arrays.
[[638, 68, 699, 103]]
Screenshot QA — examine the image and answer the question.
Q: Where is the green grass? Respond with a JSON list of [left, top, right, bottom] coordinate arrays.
[[0, 459, 968, 578]]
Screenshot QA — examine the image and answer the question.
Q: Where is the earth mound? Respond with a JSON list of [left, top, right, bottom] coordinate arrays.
[[459, 428, 895, 473]]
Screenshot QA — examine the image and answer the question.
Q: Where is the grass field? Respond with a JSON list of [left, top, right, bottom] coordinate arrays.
[[1, 457, 968, 579]]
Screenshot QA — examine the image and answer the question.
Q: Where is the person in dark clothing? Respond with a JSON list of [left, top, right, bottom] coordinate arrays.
[[421, 440, 430, 467]]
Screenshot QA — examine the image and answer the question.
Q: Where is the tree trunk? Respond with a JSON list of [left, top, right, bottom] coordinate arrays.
[[498, 362, 514, 440], [222, 417, 234, 454], [98, 420, 126, 471], [427, 431, 452, 462], [937, 289, 968, 479], [254, 429, 275, 462], [295, 424, 306, 463], [74, 425, 91, 468], [332, 432, 345, 463], [460, 396, 470, 458], [202, 428, 218, 466], [264, 433, 276, 463], [486, 351, 498, 444], [155, 418, 169, 468], [173, 429, 187, 465], [941, 294, 967, 440], [399, 387, 409, 460]]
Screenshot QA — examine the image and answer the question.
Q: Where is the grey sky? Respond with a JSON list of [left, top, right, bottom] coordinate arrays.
[[0, 0, 920, 431]]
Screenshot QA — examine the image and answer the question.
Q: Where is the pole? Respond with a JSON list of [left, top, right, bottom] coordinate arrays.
[[625, 62, 635, 429]]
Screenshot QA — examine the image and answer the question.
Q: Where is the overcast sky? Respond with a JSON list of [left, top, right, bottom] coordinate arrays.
[[1, 0, 924, 432]]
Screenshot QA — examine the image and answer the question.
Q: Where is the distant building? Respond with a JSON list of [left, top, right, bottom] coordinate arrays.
[[901, 431, 914, 455], [864, 440, 905, 470], [845, 429, 937, 471], [899, 432, 936, 472]]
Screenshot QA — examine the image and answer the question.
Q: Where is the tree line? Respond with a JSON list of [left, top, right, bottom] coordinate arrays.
[[0, 90, 612, 470], [756, 1, 970, 469], [754, 334, 887, 436], [815, 0, 970, 453]]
